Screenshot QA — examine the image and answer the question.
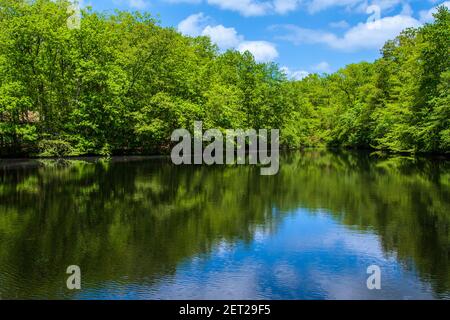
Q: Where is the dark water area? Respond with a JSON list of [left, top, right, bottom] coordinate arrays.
[[0, 151, 449, 299]]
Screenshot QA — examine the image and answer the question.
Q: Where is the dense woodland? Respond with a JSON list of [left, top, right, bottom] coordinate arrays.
[[0, 0, 449, 157]]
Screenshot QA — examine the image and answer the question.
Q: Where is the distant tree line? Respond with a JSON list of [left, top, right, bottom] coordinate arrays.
[[0, 0, 448, 157]]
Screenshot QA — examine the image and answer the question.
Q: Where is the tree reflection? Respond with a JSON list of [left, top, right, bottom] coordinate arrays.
[[0, 151, 448, 298]]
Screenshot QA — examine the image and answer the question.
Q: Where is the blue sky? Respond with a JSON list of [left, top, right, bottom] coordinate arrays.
[[80, 0, 449, 79]]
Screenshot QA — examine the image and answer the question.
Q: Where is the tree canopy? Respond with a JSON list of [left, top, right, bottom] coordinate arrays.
[[0, 0, 449, 157]]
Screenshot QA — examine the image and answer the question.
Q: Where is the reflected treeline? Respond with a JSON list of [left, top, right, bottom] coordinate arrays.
[[0, 151, 449, 298]]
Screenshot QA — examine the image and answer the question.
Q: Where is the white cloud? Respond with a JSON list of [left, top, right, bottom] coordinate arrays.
[[281, 61, 330, 80], [419, 1, 450, 23], [329, 20, 350, 29], [165, 0, 413, 16], [306, 0, 404, 14], [207, 0, 272, 16], [177, 12, 209, 36], [168, 0, 300, 16], [166, 0, 201, 3], [273, 0, 302, 14], [129, 0, 148, 9], [202, 25, 243, 49], [312, 61, 331, 73], [178, 14, 278, 62], [307, 0, 361, 13], [237, 41, 279, 62], [272, 1, 449, 52], [165, 0, 450, 18], [276, 14, 422, 51], [114, 0, 149, 9], [400, 3, 413, 16], [280, 67, 310, 80]]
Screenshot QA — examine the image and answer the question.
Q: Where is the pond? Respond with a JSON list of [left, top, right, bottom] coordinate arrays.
[[0, 151, 449, 299]]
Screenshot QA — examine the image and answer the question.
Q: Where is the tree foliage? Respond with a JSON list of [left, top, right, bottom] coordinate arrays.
[[0, 0, 449, 156]]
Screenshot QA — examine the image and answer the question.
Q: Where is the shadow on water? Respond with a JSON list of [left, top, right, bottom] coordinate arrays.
[[0, 151, 448, 299]]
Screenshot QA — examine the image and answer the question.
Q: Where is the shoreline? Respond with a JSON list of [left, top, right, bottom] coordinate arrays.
[[1, 147, 449, 163]]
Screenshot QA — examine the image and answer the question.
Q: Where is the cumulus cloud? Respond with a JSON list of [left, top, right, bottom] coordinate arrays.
[[166, 0, 445, 17], [419, 1, 450, 23], [166, 0, 201, 3], [177, 2, 448, 62], [168, 0, 301, 16], [220, 0, 393, 15], [274, 1, 450, 51], [178, 13, 278, 62], [207, 0, 272, 16], [129, 0, 148, 9], [329, 20, 350, 29], [312, 61, 331, 73], [202, 25, 243, 49], [306, 0, 405, 14], [237, 41, 279, 62], [177, 12, 210, 36], [281, 61, 331, 81], [275, 14, 422, 51], [280, 67, 310, 80], [114, 0, 149, 9], [273, 0, 302, 14]]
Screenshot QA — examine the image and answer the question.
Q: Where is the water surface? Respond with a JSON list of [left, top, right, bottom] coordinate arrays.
[[0, 151, 449, 299]]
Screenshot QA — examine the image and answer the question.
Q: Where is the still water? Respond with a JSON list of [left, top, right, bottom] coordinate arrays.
[[0, 151, 449, 300]]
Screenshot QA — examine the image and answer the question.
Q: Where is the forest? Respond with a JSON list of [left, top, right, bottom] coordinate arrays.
[[0, 0, 449, 157]]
